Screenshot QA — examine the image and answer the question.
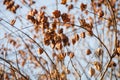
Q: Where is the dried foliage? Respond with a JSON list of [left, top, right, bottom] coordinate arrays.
[[0, 0, 120, 80]]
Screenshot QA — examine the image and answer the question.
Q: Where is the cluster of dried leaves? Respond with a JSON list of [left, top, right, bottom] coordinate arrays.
[[0, 0, 120, 80], [3, 0, 19, 13]]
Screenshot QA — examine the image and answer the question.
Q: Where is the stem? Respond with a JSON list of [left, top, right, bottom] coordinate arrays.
[[70, 59, 81, 80], [100, 58, 112, 80], [107, 0, 117, 50], [74, 24, 111, 58], [1, 19, 55, 66], [0, 57, 28, 80]]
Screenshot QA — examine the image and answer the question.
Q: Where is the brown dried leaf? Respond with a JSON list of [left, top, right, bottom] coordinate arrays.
[[89, 67, 95, 77], [75, 34, 79, 41], [61, 13, 70, 23], [108, 61, 116, 67], [72, 38, 76, 45], [58, 28, 63, 34], [18, 50, 26, 57], [55, 42, 62, 50], [57, 53, 65, 61], [51, 22, 57, 30], [68, 4, 73, 11], [95, 48, 103, 57], [38, 48, 43, 54], [60, 72, 66, 79], [94, 61, 102, 71], [117, 47, 120, 55], [86, 49, 91, 55], [9, 39, 17, 46], [65, 69, 70, 74], [69, 52, 74, 58], [10, 19, 16, 26], [44, 39, 50, 45], [21, 59, 26, 67], [61, 0, 67, 5], [98, 10, 104, 18], [80, 3, 87, 11], [80, 32, 85, 38], [52, 10, 61, 18]]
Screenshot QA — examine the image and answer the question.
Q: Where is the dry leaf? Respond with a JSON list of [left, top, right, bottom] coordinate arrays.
[[38, 48, 43, 54], [86, 49, 91, 55], [57, 53, 65, 61], [89, 67, 95, 77], [108, 61, 116, 67], [61, 13, 70, 23], [98, 10, 104, 18], [117, 47, 120, 55], [75, 34, 79, 41], [52, 10, 61, 18], [10, 19, 16, 26], [18, 50, 26, 57], [69, 52, 74, 58], [95, 48, 103, 57], [61, 0, 67, 4], [80, 3, 87, 11], [94, 61, 102, 71], [72, 38, 76, 45], [68, 4, 73, 11], [80, 32, 85, 38]]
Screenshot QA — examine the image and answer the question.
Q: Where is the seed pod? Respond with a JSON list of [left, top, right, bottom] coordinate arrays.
[[15, 4, 19, 9], [38, 48, 43, 54], [52, 10, 61, 18], [108, 61, 116, 67], [95, 48, 103, 57], [80, 3, 87, 11], [18, 50, 26, 57], [80, 32, 85, 38], [10, 19, 16, 26], [61, 13, 70, 23], [21, 59, 26, 66], [89, 67, 95, 77], [87, 30, 93, 36], [117, 47, 120, 55], [61, 0, 67, 4], [44, 39, 50, 45], [75, 34, 79, 41], [58, 53, 65, 61], [65, 69, 70, 74], [60, 72, 66, 79], [69, 52, 74, 58], [86, 49, 91, 55], [58, 28, 63, 34], [94, 61, 102, 71], [32, 9, 38, 15], [26, 15, 33, 20], [55, 42, 62, 50], [72, 38, 76, 45], [68, 4, 73, 11], [51, 22, 57, 30], [98, 10, 104, 18]]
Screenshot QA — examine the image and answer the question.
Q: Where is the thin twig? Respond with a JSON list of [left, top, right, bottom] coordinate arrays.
[[70, 59, 81, 80], [73, 24, 111, 58], [1, 19, 55, 66], [0, 57, 28, 80]]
